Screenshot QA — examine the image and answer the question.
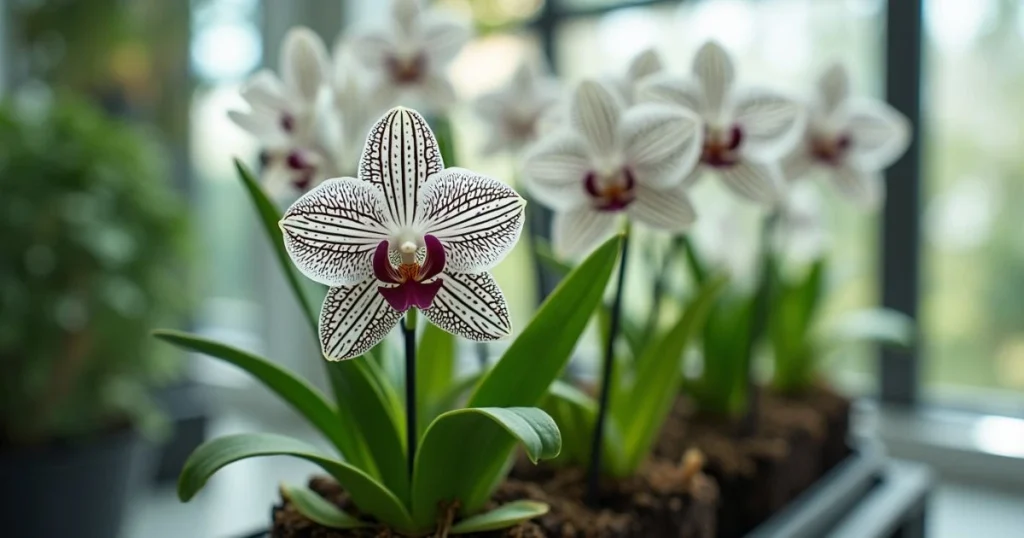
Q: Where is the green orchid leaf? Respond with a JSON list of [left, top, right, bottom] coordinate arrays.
[[542, 381, 596, 467], [178, 433, 415, 531], [449, 501, 549, 534], [469, 235, 622, 408], [432, 115, 459, 167], [234, 159, 317, 335], [152, 330, 369, 468], [429, 372, 484, 426], [617, 273, 728, 474], [326, 358, 409, 503], [417, 321, 457, 431], [534, 239, 573, 277], [411, 407, 561, 527], [281, 483, 372, 529], [696, 289, 755, 417]]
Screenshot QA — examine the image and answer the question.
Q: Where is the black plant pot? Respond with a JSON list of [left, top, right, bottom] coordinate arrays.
[[0, 428, 151, 538]]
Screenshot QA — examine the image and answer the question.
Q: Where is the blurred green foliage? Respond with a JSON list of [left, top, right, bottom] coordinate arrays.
[[0, 96, 191, 446]]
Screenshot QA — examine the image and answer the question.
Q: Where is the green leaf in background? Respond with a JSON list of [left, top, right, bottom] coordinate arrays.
[[326, 358, 410, 504], [541, 381, 597, 467], [178, 433, 415, 532], [817, 308, 916, 353], [431, 115, 459, 167], [411, 407, 561, 527], [469, 235, 622, 408], [281, 483, 372, 530], [417, 321, 457, 432], [151, 330, 366, 467], [233, 159, 318, 335], [449, 501, 550, 534], [616, 273, 729, 475], [697, 292, 755, 417]]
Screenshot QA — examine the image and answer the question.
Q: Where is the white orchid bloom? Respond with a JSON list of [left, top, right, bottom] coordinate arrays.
[[639, 41, 805, 206], [774, 183, 829, 264], [348, 0, 471, 113], [280, 107, 525, 360], [229, 27, 332, 200], [782, 64, 911, 209], [472, 63, 560, 157], [607, 48, 664, 105], [322, 43, 390, 178], [522, 80, 703, 259]]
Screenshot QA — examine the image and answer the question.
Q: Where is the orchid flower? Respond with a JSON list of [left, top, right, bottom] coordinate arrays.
[[607, 48, 664, 105], [348, 0, 471, 113], [472, 63, 560, 157], [639, 41, 805, 206], [322, 44, 389, 178], [522, 79, 703, 259], [280, 107, 525, 360], [229, 27, 332, 200], [775, 183, 829, 264], [782, 64, 911, 209]]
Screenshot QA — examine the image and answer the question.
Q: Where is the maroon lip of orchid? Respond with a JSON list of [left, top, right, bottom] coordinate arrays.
[[810, 133, 852, 166], [387, 53, 428, 85], [585, 168, 637, 212], [701, 125, 743, 168], [373, 234, 446, 312]]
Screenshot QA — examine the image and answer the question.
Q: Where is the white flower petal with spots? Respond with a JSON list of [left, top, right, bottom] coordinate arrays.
[[280, 178, 391, 286], [423, 271, 512, 341], [521, 131, 591, 210], [358, 107, 443, 228], [418, 168, 526, 273], [319, 279, 404, 361]]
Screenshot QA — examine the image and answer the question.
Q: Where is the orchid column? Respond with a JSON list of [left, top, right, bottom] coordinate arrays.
[[523, 79, 702, 503], [280, 107, 525, 476]]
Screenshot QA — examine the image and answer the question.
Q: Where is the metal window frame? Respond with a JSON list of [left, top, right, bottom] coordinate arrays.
[[533, 0, 925, 407]]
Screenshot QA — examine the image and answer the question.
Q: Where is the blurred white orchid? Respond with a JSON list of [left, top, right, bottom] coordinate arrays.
[[782, 64, 911, 209], [229, 27, 333, 201], [522, 80, 703, 259], [774, 183, 829, 264], [472, 63, 560, 157], [639, 41, 805, 206], [279, 107, 525, 360], [322, 42, 390, 178], [607, 48, 664, 105], [348, 0, 471, 113]]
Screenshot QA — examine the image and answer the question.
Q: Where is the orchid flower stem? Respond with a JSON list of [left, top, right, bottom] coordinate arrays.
[[403, 309, 419, 478], [739, 211, 780, 435], [586, 225, 632, 507]]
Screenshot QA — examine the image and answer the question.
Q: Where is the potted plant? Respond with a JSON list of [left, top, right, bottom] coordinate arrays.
[[0, 96, 190, 538]]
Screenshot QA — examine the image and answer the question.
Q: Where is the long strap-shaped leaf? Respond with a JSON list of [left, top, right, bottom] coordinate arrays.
[[469, 235, 622, 408], [179, 433, 415, 531], [411, 407, 561, 528], [281, 483, 372, 530], [235, 158, 318, 336], [326, 359, 409, 504], [617, 273, 729, 475], [152, 330, 375, 474], [449, 501, 549, 535]]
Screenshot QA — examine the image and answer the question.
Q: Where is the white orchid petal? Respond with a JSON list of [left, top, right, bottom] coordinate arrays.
[[281, 27, 330, 104], [348, 33, 397, 72], [320, 280, 403, 361], [627, 49, 663, 84], [359, 107, 443, 227], [570, 80, 623, 155], [418, 74, 458, 111], [628, 183, 696, 232], [418, 168, 526, 272], [421, 17, 471, 66], [638, 75, 706, 114], [781, 148, 815, 182], [830, 165, 884, 209], [423, 271, 511, 341], [818, 64, 850, 117], [280, 178, 390, 286], [733, 90, 805, 157], [240, 70, 292, 111], [622, 104, 703, 188], [693, 41, 735, 117], [227, 109, 287, 147], [522, 131, 591, 210], [552, 206, 617, 260], [717, 160, 781, 205], [845, 100, 911, 171]]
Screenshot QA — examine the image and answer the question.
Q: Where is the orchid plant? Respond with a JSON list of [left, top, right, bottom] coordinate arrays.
[[472, 63, 560, 157], [156, 102, 625, 535]]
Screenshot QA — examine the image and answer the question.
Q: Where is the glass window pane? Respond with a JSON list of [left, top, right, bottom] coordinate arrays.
[[922, 0, 1024, 400]]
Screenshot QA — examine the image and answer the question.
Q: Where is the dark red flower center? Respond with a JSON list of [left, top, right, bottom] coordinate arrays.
[[810, 133, 852, 166], [585, 168, 636, 212], [387, 53, 428, 85], [281, 113, 296, 133], [701, 125, 743, 168], [373, 234, 445, 312]]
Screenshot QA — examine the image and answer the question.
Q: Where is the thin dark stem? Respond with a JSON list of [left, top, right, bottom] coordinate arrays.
[[475, 341, 489, 371], [586, 230, 631, 507], [403, 312, 417, 479], [680, 235, 706, 286], [738, 211, 779, 436]]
